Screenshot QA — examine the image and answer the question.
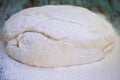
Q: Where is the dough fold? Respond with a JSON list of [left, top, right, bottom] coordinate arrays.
[[3, 5, 117, 67]]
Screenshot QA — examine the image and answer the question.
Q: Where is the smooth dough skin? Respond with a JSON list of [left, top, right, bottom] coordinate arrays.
[[2, 5, 117, 68]]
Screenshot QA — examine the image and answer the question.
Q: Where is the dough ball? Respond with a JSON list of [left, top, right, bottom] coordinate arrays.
[[2, 5, 117, 67]]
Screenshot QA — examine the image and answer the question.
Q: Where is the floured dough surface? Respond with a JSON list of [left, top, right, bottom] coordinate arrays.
[[2, 5, 117, 67]]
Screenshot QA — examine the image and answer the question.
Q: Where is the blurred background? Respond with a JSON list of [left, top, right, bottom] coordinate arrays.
[[0, 0, 120, 32]]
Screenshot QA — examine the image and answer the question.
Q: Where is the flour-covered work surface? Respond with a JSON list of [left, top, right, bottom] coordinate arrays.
[[0, 32, 120, 80]]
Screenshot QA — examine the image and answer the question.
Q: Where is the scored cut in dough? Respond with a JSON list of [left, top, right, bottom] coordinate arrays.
[[2, 5, 117, 67]]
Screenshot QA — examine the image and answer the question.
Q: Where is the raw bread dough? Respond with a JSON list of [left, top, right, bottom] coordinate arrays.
[[2, 5, 117, 67]]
